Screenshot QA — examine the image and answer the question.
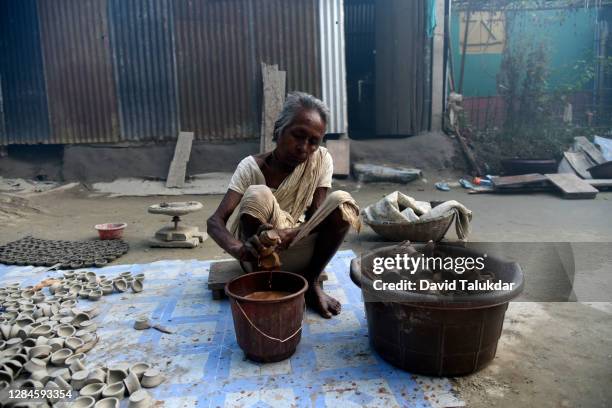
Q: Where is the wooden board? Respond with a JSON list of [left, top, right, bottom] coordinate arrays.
[[557, 157, 575, 175], [586, 179, 612, 189], [491, 173, 549, 188], [545, 173, 598, 199], [166, 131, 194, 188], [207, 259, 329, 300], [469, 186, 553, 194], [208, 260, 244, 291], [260, 63, 286, 153], [574, 136, 606, 165], [326, 137, 350, 176], [563, 151, 593, 179]]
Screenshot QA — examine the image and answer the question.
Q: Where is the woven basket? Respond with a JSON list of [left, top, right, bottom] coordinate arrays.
[[364, 212, 455, 242]]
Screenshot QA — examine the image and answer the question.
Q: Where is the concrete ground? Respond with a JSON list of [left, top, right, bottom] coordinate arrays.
[[1, 180, 611, 408]]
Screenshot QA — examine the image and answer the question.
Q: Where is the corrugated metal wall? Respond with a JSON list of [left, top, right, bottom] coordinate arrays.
[[174, 0, 256, 141], [344, 0, 375, 135], [345, 0, 375, 77], [0, 0, 50, 144], [320, 0, 347, 134], [375, 0, 429, 135], [0, 77, 5, 145], [38, 0, 120, 144], [174, 0, 322, 141], [0, 0, 346, 145], [252, 0, 321, 96], [109, 0, 179, 141]]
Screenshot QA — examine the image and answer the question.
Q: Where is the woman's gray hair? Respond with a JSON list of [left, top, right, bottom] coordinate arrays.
[[272, 92, 330, 141]]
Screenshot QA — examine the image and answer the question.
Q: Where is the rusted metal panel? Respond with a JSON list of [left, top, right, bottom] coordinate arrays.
[[174, 0, 257, 141], [319, 0, 347, 134], [345, 0, 375, 76], [37, 0, 119, 144], [174, 0, 322, 141], [4, 0, 332, 145], [0, 0, 50, 145], [252, 0, 321, 97], [108, 0, 179, 141], [0, 77, 5, 145], [345, 0, 375, 34]]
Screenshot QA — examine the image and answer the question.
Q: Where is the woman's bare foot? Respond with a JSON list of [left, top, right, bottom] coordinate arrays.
[[306, 285, 341, 318]]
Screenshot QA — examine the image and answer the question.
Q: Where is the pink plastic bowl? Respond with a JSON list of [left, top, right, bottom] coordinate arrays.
[[94, 223, 127, 240]]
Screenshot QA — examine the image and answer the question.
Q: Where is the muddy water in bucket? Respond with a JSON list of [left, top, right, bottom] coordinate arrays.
[[225, 271, 308, 363]]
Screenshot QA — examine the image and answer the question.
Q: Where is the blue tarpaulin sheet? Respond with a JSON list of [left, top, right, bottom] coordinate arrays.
[[0, 250, 463, 407]]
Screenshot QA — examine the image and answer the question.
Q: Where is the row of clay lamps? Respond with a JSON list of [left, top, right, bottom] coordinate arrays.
[[0, 270, 163, 407]]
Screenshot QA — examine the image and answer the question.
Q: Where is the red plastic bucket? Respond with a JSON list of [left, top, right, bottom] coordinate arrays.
[[225, 271, 308, 363], [94, 223, 127, 240]]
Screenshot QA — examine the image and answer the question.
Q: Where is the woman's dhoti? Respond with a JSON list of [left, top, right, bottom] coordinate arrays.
[[234, 185, 360, 273]]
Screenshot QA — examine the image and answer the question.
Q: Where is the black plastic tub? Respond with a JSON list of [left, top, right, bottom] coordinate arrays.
[[350, 244, 524, 377], [501, 158, 557, 175]]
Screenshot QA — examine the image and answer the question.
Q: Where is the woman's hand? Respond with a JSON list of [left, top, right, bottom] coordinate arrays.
[[276, 228, 300, 249], [230, 226, 300, 262], [253, 224, 298, 250], [231, 230, 275, 262], [230, 240, 259, 262]]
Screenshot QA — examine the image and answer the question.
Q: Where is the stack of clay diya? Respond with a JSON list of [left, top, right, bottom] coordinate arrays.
[[0, 270, 164, 407], [69, 362, 163, 407]]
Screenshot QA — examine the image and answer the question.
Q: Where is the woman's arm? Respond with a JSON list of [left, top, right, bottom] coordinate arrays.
[[305, 186, 329, 221], [206, 190, 257, 262], [272, 186, 329, 249]]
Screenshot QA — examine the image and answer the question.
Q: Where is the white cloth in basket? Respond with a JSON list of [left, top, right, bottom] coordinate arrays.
[[362, 191, 472, 240]]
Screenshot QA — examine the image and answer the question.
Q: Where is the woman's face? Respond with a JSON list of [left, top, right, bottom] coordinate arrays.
[[276, 108, 325, 167]]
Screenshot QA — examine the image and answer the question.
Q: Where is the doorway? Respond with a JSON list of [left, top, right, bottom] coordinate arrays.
[[344, 0, 431, 139]]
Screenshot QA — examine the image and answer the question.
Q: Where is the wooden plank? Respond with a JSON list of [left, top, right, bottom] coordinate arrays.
[[469, 186, 553, 194], [586, 179, 612, 189], [326, 137, 350, 176], [563, 151, 593, 179], [557, 157, 575, 175], [207, 260, 244, 291], [455, 128, 483, 176], [491, 173, 549, 188], [207, 259, 329, 299], [260, 63, 286, 153], [545, 173, 598, 199], [574, 136, 606, 165], [166, 131, 194, 188]]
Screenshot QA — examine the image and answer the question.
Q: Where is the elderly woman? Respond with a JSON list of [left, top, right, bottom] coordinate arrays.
[[207, 92, 360, 318]]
